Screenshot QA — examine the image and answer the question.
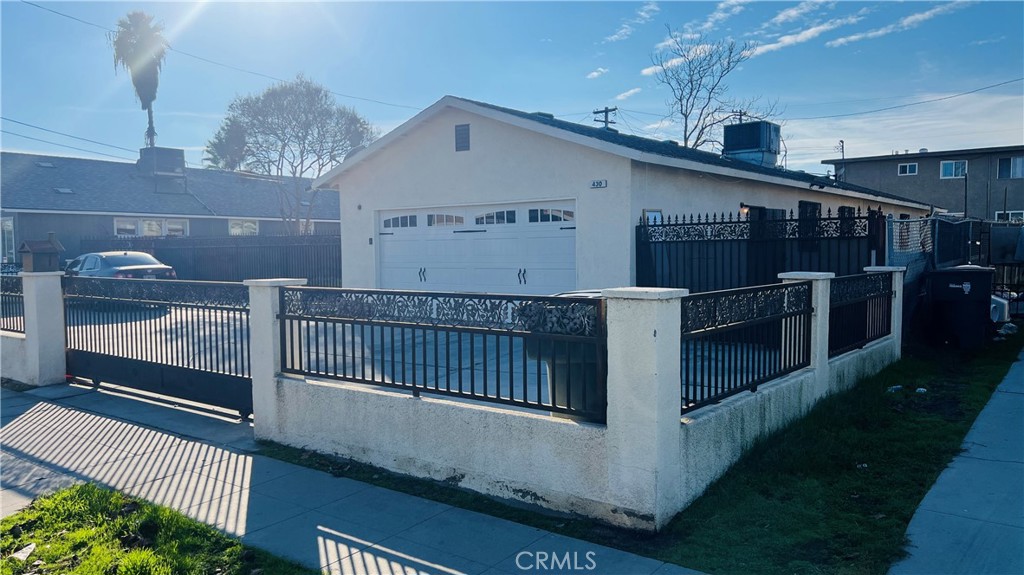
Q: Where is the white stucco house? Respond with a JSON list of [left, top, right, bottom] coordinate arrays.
[[314, 96, 932, 295]]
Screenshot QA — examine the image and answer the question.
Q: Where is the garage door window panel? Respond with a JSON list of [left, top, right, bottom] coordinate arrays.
[[528, 208, 573, 223], [475, 210, 516, 225], [427, 214, 464, 227]]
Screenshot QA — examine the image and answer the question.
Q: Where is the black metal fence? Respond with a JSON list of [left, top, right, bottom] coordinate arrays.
[[63, 277, 252, 415], [1, 275, 24, 333], [279, 288, 607, 422], [828, 273, 894, 358], [79, 234, 342, 287], [680, 281, 813, 413], [637, 208, 886, 293]]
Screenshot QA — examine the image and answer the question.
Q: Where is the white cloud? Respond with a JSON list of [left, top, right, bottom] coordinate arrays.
[[586, 67, 609, 79], [971, 35, 1005, 46], [781, 92, 1023, 173], [765, 0, 830, 28], [605, 2, 660, 42], [827, 1, 972, 48], [615, 88, 643, 101], [654, 31, 700, 51], [641, 57, 685, 76], [750, 14, 863, 57], [696, 0, 750, 32]]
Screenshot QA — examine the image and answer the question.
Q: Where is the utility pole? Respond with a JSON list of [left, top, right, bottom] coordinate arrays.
[[963, 166, 969, 218], [731, 109, 747, 124], [593, 107, 617, 129], [834, 139, 845, 181]]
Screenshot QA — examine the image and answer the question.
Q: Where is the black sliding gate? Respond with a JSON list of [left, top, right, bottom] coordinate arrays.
[[64, 277, 253, 417]]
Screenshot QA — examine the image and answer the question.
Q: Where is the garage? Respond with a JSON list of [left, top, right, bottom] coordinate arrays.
[[378, 201, 576, 295]]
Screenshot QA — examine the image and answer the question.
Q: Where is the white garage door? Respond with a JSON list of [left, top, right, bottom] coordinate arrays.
[[378, 201, 576, 295]]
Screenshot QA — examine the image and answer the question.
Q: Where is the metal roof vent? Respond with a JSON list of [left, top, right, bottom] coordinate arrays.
[[919, 148, 929, 153], [53, 187, 74, 194], [35, 161, 55, 168], [533, 112, 555, 119]]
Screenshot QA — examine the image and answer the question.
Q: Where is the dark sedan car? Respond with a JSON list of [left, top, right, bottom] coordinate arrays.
[[65, 251, 177, 279]]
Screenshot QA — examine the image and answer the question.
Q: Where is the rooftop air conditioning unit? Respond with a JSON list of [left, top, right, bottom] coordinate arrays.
[[723, 121, 781, 168]]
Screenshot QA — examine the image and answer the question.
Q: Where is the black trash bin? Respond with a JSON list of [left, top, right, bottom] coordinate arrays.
[[926, 265, 995, 349]]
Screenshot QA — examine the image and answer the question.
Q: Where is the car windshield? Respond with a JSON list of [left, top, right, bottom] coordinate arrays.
[[103, 253, 162, 267]]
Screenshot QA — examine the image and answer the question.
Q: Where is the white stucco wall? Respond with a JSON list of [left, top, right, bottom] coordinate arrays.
[[1, 333, 29, 383], [332, 107, 634, 291]]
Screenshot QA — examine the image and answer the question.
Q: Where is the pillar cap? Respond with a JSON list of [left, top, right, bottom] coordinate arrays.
[[778, 272, 835, 280], [17, 271, 65, 277], [864, 266, 907, 273], [601, 287, 689, 300], [243, 278, 308, 287]]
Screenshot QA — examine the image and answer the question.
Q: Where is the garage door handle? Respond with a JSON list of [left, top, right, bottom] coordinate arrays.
[[560, 226, 576, 230], [419, 267, 426, 282], [452, 230, 486, 234]]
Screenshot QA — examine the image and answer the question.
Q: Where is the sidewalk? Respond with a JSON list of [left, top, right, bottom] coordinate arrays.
[[0, 382, 698, 575], [889, 348, 1024, 575]]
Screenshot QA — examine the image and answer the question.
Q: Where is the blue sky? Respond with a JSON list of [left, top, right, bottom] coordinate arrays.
[[2, 1, 1022, 174]]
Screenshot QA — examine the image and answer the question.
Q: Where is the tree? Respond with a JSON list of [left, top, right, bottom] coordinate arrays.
[[650, 30, 776, 150], [110, 11, 168, 148], [206, 75, 376, 232], [203, 118, 247, 171]]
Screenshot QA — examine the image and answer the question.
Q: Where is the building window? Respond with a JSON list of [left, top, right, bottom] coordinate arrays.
[[383, 215, 417, 229], [997, 157, 1024, 179], [1, 217, 13, 263], [528, 208, 574, 223], [475, 210, 516, 225], [427, 214, 464, 227], [642, 209, 663, 224], [995, 210, 1024, 222], [940, 160, 967, 179], [455, 124, 470, 152], [229, 219, 259, 236], [299, 220, 315, 235], [114, 218, 189, 237], [114, 218, 138, 236], [898, 163, 918, 176]]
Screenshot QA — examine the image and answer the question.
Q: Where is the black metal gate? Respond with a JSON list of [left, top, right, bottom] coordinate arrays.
[[637, 207, 886, 292], [64, 277, 253, 417]]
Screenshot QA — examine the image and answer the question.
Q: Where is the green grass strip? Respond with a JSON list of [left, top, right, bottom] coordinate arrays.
[[1, 483, 316, 575]]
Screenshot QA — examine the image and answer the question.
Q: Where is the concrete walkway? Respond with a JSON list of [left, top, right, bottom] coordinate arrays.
[[1, 383, 698, 575], [889, 349, 1024, 575]]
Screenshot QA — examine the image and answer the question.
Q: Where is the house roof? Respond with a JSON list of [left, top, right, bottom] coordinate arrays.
[[318, 95, 932, 210], [0, 151, 340, 221], [822, 145, 1024, 165]]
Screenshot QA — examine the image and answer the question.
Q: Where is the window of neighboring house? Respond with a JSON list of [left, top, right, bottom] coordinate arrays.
[[995, 210, 1024, 222], [997, 157, 1024, 179], [642, 209, 663, 225], [940, 160, 968, 179], [229, 219, 259, 236], [898, 163, 918, 176], [455, 124, 470, 152], [475, 210, 516, 225], [383, 216, 417, 229], [527, 208, 574, 223], [115, 218, 189, 237], [1, 217, 13, 263], [427, 214, 464, 227], [299, 220, 315, 235], [114, 218, 138, 236]]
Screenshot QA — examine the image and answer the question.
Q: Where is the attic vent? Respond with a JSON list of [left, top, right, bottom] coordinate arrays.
[[533, 112, 555, 119], [455, 124, 470, 152], [35, 162, 55, 168], [53, 187, 74, 194]]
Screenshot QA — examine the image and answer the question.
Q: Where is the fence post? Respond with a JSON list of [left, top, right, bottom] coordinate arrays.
[[865, 266, 906, 359], [778, 272, 833, 399], [601, 287, 687, 530], [244, 278, 307, 439], [18, 271, 66, 386]]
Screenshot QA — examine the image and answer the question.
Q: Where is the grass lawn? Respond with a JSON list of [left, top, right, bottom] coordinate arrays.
[[259, 330, 1023, 575], [0, 483, 316, 575]]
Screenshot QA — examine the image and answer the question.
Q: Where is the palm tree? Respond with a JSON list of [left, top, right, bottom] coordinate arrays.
[[110, 11, 167, 148]]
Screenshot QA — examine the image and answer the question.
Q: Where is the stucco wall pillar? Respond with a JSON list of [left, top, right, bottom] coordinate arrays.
[[778, 272, 833, 399], [865, 266, 906, 359], [601, 287, 687, 530], [244, 278, 307, 439], [16, 271, 67, 386]]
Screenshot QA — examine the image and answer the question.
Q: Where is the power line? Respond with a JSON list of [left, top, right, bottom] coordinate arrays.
[[1, 116, 137, 153], [1, 130, 135, 161], [19, 0, 423, 111], [789, 78, 1024, 120]]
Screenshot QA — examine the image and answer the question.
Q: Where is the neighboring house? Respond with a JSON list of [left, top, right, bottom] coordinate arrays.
[[314, 96, 931, 295], [1, 147, 340, 263], [822, 145, 1024, 220]]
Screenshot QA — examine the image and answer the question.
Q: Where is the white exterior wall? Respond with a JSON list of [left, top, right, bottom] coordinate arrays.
[[1, 272, 66, 387], [1, 332, 29, 383], [630, 162, 933, 219], [334, 108, 633, 291]]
